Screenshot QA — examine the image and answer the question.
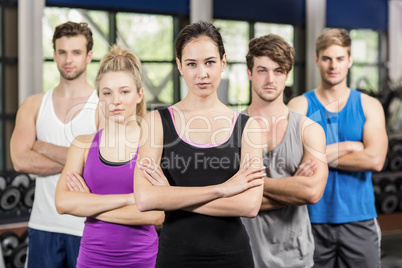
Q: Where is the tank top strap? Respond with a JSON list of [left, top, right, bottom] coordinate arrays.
[[229, 113, 249, 148], [158, 108, 179, 146]]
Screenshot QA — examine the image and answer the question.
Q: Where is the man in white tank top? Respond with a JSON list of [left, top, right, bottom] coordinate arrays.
[[241, 34, 328, 268], [10, 21, 100, 268]]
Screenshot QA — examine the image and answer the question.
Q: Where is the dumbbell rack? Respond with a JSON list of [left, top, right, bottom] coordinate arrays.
[[0, 171, 35, 268]]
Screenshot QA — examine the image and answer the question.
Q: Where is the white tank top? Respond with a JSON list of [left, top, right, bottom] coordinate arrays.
[[29, 88, 98, 236]]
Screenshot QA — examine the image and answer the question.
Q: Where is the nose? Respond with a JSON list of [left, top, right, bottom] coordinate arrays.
[[113, 94, 121, 105], [198, 66, 207, 79], [66, 52, 73, 63], [329, 60, 337, 69], [265, 71, 274, 84]]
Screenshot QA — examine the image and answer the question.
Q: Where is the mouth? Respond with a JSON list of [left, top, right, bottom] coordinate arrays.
[[111, 109, 124, 114], [196, 83, 210, 89], [64, 67, 75, 72]]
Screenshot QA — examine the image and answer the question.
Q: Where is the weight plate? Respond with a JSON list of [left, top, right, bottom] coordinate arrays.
[[0, 187, 22, 211], [11, 174, 31, 189], [23, 185, 35, 208], [0, 232, 19, 257]]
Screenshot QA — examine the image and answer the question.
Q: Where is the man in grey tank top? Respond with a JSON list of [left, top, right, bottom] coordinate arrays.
[[241, 34, 328, 268]]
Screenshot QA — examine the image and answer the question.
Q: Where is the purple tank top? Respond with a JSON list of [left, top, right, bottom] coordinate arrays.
[[77, 129, 158, 268]]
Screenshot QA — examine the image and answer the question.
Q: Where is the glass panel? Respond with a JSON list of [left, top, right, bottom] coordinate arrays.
[[43, 7, 110, 60], [254, 23, 294, 46], [142, 63, 174, 106], [0, 65, 2, 113], [222, 63, 250, 105], [0, 6, 2, 58], [116, 13, 173, 61], [43, 61, 99, 92], [350, 65, 379, 93], [213, 20, 249, 62], [350, 30, 379, 64]]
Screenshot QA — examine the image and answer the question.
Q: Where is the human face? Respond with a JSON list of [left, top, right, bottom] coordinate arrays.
[[54, 35, 93, 81], [176, 36, 226, 98], [315, 45, 353, 87], [99, 71, 143, 124], [248, 56, 288, 103]]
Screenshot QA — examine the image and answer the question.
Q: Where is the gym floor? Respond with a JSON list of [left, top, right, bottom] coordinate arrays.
[[382, 232, 402, 268]]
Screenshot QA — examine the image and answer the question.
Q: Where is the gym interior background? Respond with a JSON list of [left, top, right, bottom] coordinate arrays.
[[0, 0, 401, 267]]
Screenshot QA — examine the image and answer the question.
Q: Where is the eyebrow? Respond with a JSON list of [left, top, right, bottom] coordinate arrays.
[[184, 56, 218, 62]]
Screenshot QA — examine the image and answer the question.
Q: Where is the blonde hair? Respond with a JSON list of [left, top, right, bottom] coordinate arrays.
[[95, 45, 146, 120], [316, 28, 352, 57]]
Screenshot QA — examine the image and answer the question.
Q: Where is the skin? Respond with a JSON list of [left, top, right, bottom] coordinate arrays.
[[247, 56, 328, 210], [288, 44, 388, 171], [134, 35, 265, 218], [10, 35, 99, 176], [55, 70, 164, 226]]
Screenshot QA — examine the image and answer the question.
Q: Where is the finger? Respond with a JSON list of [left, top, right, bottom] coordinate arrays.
[[69, 173, 85, 192], [66, 176, 81, 192], [142, 170, 158, 186], [73, 172, 90, 192], [66, 182, 75, 191]]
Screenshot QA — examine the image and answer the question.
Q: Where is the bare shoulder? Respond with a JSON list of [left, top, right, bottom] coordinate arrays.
[[360, 92, 384, 114], [18, 93, 44, 113], [72, 133, 96, 149], [287, 95, 308, 115], [300, 116, 325, 141]]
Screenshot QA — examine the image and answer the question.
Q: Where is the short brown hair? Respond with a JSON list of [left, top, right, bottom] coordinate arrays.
[[52, 21, 93, 53], [246, 34, 294, 74], [95, 45, 146, 120], [315, 28, 351, 57]]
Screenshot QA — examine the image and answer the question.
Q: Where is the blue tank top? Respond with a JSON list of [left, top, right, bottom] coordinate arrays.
[[304, 89, 377, 224]]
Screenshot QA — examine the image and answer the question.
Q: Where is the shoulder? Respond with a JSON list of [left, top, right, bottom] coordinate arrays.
[[16, 93, 45, 119], [359, 92, 384, 118], [287, 95, 308, 115], [71, 133, 96, 150], [300, 116, 325, 141]]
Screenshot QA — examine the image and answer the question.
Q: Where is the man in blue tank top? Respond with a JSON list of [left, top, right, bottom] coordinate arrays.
[[241, 34, 328, 268], [10, 22, 100, 268], [288, 28, 388, 268]]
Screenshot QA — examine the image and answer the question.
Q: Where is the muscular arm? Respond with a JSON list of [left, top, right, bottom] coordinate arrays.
[[332, 95, 388, 172], [32, 140, 68, 165], [262, 118, 328, 206], [10, 94, 65, 176], [134, 112, 264, 217]]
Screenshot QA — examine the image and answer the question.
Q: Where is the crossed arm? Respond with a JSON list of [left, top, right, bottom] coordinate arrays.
[[288, 94, 388, 172], [10, 94, 66, 176], [55, 136, 164, 226], [260, 118, 328, 210], [134, 111, 265, 218]]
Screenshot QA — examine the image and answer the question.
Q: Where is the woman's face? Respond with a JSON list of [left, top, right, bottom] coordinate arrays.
[[176, 36, 226, 98], [99, 71, 143, 124]]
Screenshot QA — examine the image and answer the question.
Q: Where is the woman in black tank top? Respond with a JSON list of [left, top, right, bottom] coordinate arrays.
[[134, 21, 265, 268]]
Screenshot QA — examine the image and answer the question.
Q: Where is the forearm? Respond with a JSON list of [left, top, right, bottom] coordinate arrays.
[[184, 185, 263, 218], [95, 205, 165, 226], [326, 141, 360, 164], [55, 191, 133, 217], [263, 175, 325, 206], [260, 196, 286, 211], [33, 141, 69, 165], [333, 150, 385, 172], [12, 150, 64, 176], [135, 184, 224, 212]]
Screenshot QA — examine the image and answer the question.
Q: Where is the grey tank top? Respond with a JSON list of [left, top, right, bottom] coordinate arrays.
[[241, 108, 314, 268]]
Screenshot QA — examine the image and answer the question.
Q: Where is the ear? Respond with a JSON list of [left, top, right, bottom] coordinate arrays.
[[176, 58, 183, 75], [347, 54, 353, 69], [247, 68, 252, 81], [221, 53, 227, 72], [87, 50, 93, 64], [137, 88, 144, 104], [314, 54, 319, 66], [53, 50, 57, 62]]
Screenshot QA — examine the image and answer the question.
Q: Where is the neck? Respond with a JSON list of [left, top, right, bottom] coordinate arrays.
[[316, 80, 350, 102], [248, 97, 288, 125], [54, 73, 93, 97], [179, 92, 222, 111]]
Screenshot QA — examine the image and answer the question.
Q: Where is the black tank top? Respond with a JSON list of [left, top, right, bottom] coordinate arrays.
[[156, 108, 254, 268]]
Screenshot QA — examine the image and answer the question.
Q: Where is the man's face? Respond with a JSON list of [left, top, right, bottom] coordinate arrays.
[[248, 56, 289, 103], [54, 35, 92, 81], [315, 45, 352, 87]]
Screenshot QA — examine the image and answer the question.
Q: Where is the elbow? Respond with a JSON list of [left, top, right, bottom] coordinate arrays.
[[55, 197, 70, 215], [153, 212, 165, 226], [242, 195, 262, 218], [305, 186, 324, 205], [12, 159, 27, 173], [371, 156, 384, 172], [135, 192, 153, 212]]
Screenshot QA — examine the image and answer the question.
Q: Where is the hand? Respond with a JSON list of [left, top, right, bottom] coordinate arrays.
[[138, 160, 170, 186], [294, 160, 317, 177], [219, 160, 265, 198], [347, 141, 364, 152], [66, 172, 91, 193]]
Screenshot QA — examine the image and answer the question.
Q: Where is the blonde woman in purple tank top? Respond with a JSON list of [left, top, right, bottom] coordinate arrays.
[[55, 45, 164, 267]]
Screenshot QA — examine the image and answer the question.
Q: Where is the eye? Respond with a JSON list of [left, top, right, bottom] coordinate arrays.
[[276, 69, 284, 74], [206, 60, 216, 66], [257, 69, 266, 73], [74, 51, 81, 55], [187, 62, 196, 67], [103, 92, 110, 96], [122, 90, 130, 94]]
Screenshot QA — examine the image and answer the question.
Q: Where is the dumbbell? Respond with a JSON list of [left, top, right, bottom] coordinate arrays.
[[0, 232, 19, 260], [9, 231, 29, 268], [10, 173, 35, 208], [376, 178, 399, 214], [0, 177, 21, 211]]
